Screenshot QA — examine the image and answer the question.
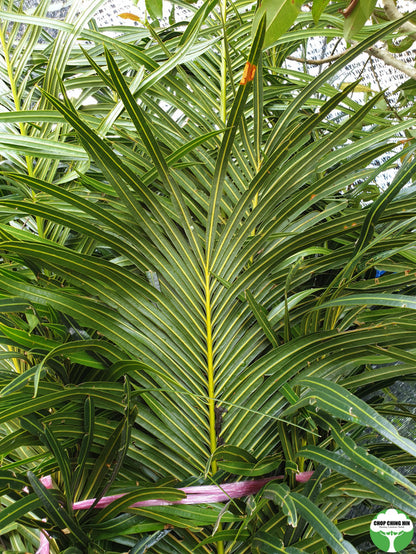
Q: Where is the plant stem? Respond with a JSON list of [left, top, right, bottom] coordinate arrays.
[[205, 268, 218, 473], [205, 264, 224, 554], [220, 0, 227, 123], [215, 2, 227, 551]]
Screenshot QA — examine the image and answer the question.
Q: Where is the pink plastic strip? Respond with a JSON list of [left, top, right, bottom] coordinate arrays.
[[36, 530, 50, 554], [72, 472, 314, 510], [33, 472, 313, 553], [34, 478, 54, 554]]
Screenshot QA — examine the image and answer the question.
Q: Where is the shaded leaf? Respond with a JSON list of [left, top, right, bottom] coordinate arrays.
[[262, 482, 297, 527], [27, 472, 89, 544]]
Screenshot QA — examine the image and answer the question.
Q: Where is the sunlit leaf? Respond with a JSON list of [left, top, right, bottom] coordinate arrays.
[[252, 0, 303, 49]]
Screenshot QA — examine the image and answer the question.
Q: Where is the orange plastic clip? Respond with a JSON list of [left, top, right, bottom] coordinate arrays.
[[119, 12, 141, 22], [240, 62, 257, 85]]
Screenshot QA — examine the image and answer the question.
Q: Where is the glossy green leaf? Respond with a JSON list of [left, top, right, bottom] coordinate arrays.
[[81, 418, 127, 501], [262, 482, 297, 527], [104, 48, 204, 264], [0, 134, 88, 160], [291, 493, 358, 554], [146, 0, 163, 19], [195, 529, 251, 548], [252, 0, 303, 49], [252, 533, 304, 553], [92, 488, 186, 524], [319, 292, 416, 311], [312, 0, 331, 23], [1, 2, 416, 551], [0, 383, 124, 425], [0, 364, 40, 397], [27, 471, 89, 544], [343, 0, 377, 41], [205, 13, 266, 261], [297, 445, 416, 517], [130, 530, 172, 554], [354, 153, 416, 255], [43, 425, 73, 504], [0, 470, 28, 491], [73, 396, 95, 497], [316, 413, 416, 496], [0, 494, 43, 533], [294, 515, 374, 551], [295, 378, 416, 458]]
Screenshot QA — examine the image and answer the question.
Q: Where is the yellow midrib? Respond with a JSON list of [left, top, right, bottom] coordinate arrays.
[[205, 266, 218, 474]]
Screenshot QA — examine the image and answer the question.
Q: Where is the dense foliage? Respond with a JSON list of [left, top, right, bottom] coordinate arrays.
[[0, 0, 416, 552]]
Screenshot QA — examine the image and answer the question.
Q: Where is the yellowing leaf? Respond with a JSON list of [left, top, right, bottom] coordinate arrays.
[[119, 12, 141, 22], [340, 82, 374, 93]]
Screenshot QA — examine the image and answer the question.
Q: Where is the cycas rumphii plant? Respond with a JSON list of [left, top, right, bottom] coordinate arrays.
[[1, 1, 416, 552]]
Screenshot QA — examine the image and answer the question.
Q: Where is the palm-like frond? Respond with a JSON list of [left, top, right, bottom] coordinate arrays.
[[1, 1, 416, 552]]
